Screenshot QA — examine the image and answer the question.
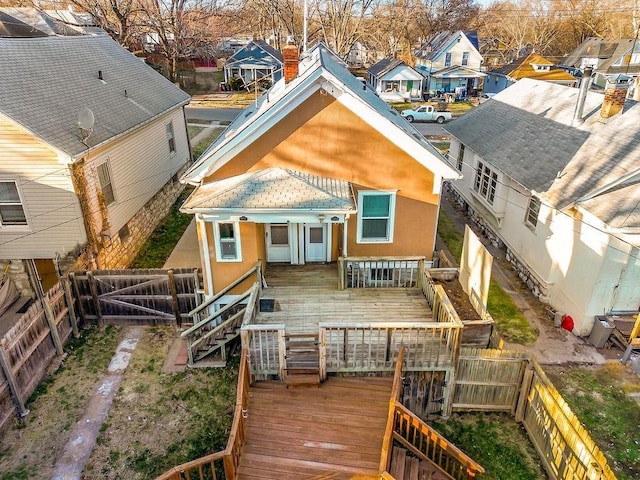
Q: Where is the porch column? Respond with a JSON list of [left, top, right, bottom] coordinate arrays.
[[196, 215, 214, 296], [343, 217, 348, 257]]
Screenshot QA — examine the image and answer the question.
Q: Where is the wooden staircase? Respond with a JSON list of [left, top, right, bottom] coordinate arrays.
[[284, 333, 321, 388], [390, 446, 448, 480]]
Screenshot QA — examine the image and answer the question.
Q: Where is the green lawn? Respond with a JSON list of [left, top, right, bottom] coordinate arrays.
[[432, 413, 546, 480], [192, 128, 224, 160], [187, 125, 204, 139], [545, 364, 640, 480], [437, 210, 537, 345]]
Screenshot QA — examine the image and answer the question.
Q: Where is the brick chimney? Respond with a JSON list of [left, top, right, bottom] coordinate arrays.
[[600, 74, 632, 119], [282, 36, 299, 84]]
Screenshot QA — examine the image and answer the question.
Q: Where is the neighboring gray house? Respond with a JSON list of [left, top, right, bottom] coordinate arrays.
[[560, 37, 640, 97], [0, 34, 191, 297], [444, 78, 640, 336], [368, 58, 425, 102], [223, 40, 284, 88], [414, 31, 484, 97]]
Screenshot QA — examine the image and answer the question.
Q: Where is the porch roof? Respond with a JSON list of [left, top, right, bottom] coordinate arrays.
[[181, 168, 356, 213]]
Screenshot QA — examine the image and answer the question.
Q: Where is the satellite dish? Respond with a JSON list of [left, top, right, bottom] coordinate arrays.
[[78, 108, 95, 130]]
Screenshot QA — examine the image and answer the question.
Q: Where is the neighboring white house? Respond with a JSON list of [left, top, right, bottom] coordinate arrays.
[[223, 40, 284, 88], [0, 33, 191, 297], [368, 58, 425, 102], [560, 37, 640, 98], [444, 78, 640, 336], [415, 31, 484, 97], [347, 41, 368, 67]]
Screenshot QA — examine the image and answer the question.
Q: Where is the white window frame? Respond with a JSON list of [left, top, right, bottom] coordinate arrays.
[[456, 144, 465, 171], [96, 161, 116, 206], [473, 161, 499, 205], [525, 195, 541, 230], [213, 221, 242, 262], [445, 52, 452, 67], [357, 191, 396, 244], [166, 121, 176, 155], [462, 52, 469, 66], [0, 180, 28, 227]]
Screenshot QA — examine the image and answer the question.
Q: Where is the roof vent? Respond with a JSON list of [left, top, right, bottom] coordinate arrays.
[[98, 70, 103, 81]]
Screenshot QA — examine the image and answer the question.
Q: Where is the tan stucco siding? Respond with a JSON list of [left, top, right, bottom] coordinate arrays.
[[207, 92, 440, 205], [0, 115, 85, 259], [347, 187, 437, 259]]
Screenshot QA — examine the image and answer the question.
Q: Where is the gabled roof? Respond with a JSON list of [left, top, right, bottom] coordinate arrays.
[[0, 35, 190, 159], [368, 57, 405, 77], [561, 37, 640, 75], [182, 168, 356, 213], [415, 31, 480, 62], [184, 43, 459, 185], [225, 39, 283, 67], [444, 79, 640, 229], [488, 53, 575, 82]]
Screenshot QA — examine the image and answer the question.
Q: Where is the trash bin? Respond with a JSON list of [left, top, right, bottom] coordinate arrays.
[[588, 315, 614, 348]]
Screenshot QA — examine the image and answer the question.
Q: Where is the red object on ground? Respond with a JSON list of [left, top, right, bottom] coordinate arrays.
[[561, 315, 574, 332]]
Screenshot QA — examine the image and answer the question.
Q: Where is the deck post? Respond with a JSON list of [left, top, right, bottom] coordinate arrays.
[[337, 257, 345, 290], [318, 327, 327, 380], [417, 258, 425, 289], [278, 328, 287, 380]]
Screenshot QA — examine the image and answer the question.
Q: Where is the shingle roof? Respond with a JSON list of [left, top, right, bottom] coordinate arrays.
[[489, 53, 576, 82], [445, 79, 640, 228], [226, 40, 283, 65], [368, 57, 405, 77], [415, 31, 479, 61], [184, 42, 459, 184], [182, 168, 356, 212], [561, 37, 640, 75], [0, 35, 190, 158]]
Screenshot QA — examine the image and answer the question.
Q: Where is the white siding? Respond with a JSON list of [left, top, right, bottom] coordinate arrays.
[[422, 35, 482, 72], [447, 138, 638, 335], [0, 115, 85, 259], [87, 107, 189, 233]]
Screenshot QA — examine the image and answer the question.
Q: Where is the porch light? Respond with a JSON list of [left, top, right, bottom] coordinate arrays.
[[318, 214, 325, 222]]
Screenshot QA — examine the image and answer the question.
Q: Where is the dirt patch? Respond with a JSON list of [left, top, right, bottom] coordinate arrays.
[[433, 278, 480, 321]]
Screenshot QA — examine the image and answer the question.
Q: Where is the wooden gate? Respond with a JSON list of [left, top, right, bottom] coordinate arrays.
[[69, 268, 201, 327], [452, 348, 527, 412]]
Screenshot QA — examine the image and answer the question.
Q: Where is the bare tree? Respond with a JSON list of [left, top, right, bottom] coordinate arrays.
[[66, 0, 142, 49], [314, 0, 377, 58]]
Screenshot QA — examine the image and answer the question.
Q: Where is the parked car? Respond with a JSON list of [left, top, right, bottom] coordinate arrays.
[[400, 105, 452, 123]]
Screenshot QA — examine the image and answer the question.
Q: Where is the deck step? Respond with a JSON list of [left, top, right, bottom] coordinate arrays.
[[390, 446, 449, 480], [285, 372, 321, 388]]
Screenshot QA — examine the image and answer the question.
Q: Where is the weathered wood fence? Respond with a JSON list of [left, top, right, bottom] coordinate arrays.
[[443, 348, 617, 480], [0, 268, 201, 434]]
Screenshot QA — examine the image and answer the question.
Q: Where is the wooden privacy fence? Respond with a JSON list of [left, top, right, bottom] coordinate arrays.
[[0, 281, 77, 433], [69, 268, 201, 327], [447, 349, 617, 480]]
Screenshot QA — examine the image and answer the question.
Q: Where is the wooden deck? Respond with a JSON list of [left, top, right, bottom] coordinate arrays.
[[237, 376, 392, 479], [257, 264, 433, 333]]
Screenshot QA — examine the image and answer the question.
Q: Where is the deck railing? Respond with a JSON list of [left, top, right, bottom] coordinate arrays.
[[380, 347, 406, 473], [392, 402, 485, 479], [182, 264, 262, 365], [241, 324, 286, 379], [155, 348, 251, 480], [319, 321, 461, 374], [338, 256, 427, 289]]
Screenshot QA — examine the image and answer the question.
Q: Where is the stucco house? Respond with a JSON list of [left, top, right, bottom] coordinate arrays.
[[223, 40, 284, 89], [414, 31, 484, 97], [444, 78, 640, 336], [181, 42, 460, 295], [368, 58, 425, 102], [560, 37, 640, 98], [0, 34, 191, 297], [484, 52, 576, 95]]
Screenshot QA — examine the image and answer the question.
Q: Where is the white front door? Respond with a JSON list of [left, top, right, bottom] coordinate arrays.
[[305, 224, 326, 262], [266, 224, 291, 262]]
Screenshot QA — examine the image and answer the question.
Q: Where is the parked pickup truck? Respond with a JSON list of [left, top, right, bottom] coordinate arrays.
[[400, 105, 452, 124]]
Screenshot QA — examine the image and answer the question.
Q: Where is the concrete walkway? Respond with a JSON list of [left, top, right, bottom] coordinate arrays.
[[51, 327, 144, 480], [439, 192, 606, 365]]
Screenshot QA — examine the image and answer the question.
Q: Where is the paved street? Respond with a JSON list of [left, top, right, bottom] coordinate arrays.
[[185, 106, 241, 122]]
